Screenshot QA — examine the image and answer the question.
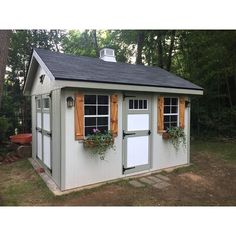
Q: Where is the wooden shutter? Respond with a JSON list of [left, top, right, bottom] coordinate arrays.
[[179, 96, 185, 129], [75, 93, 84, 140], [157, 96, 164, 133], [110, 94, 118, 137]]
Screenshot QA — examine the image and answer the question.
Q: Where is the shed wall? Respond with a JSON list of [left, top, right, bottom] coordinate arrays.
[[61, 88, 189, 190]]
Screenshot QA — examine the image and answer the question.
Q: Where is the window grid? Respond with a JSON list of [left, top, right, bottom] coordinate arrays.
[[163, 97, 179, 130], [129, 99, 148, 110], [84, 95, 110, 136]]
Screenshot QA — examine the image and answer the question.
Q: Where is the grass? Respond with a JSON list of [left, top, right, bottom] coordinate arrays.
[[191, 139, 236, 162], [0, 139, 236, 206]]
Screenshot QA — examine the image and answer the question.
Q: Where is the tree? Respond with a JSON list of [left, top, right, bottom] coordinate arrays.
[[0, 30, 11, 111]]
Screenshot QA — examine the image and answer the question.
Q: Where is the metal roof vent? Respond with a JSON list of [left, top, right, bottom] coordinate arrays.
[[99, 48, 116, 62]]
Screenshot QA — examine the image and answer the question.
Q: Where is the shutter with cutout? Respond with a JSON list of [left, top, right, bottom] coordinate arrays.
[[157, 96, 164, 133], [110, 94, 118, 137], [75, 93, 84, 140], [179, 96, 185, 129]]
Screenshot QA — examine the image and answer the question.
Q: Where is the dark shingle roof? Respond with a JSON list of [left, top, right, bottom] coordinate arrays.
[[35, 48, 203, 91]]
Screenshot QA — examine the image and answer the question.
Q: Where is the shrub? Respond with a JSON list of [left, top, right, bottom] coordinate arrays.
[[0, 116, 10, 143]]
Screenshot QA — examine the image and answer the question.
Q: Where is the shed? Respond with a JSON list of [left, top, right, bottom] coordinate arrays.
[[24, 48, 203, 191]]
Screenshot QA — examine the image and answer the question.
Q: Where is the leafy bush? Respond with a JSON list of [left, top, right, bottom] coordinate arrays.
[[83, 129, 115, 160], [0, 116, 10, 143], [167, 127, 186, 150]]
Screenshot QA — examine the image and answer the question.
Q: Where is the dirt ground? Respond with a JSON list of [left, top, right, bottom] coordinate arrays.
[[0, 140, 236, 206]]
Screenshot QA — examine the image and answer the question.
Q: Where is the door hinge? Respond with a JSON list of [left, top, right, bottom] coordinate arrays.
[[123, 165, 135, 174], [148, 130, 151, 135], [123, 130, 136, 139]]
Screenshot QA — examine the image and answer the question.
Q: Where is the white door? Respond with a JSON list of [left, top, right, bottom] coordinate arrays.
[[36, 95, 52, 171], [123, 95, 151, 174]]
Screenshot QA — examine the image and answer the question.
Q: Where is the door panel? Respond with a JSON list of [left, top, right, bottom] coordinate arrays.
[[43, 113, 50, 131], [127, 136, 149, 167], [37, 131, 42, 160], [43, 135, 51, 169], [127, 114, 149, 131]]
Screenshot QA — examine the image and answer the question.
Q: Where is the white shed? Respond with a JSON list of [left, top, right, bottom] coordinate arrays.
[[24, 48, 203, 191]]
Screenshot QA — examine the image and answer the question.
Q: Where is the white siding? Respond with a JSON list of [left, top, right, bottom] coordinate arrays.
[[61, 89, 190, 190], [31, 66, 54, 95]]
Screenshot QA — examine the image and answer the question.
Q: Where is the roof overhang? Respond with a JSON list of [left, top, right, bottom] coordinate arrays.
[[55, 79, 203, 95]]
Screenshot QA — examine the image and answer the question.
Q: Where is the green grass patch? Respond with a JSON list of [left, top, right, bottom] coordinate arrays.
[[191, 140, 236, 162]]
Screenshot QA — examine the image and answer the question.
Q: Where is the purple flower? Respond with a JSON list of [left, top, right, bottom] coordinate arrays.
[[93, 128, 100, 133]]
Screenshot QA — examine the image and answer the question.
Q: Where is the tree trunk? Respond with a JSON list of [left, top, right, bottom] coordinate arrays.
[[0, 30, 11, 112], [166, 30, 175, 71], [157, 33, 164, 68], [92, 30, 99, 57], [136, 31, 145, 64]]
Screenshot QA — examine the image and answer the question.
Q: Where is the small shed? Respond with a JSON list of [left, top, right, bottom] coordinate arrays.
[[24, 48, 203, 191]]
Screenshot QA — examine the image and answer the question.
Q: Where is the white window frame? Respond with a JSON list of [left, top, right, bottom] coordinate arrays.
[[84, 94, 110, 136], [163, 97, 179, 131], [128, 98, 148, 111]]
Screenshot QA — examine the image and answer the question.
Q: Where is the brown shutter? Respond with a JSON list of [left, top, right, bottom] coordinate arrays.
[[75, 93, 84, 140], [110, 94, 118, 137], [179, 96, 185, 129], [157, 96, 164, 133]]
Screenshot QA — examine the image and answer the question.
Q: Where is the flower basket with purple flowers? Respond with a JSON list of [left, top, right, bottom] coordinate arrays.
[[83, 129, 115, 160]]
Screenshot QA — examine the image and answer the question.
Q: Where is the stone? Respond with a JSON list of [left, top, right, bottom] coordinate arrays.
[[147, 176, 163, 183], [129, 180, 145, 188], [139, 177, 155, 185], [153, 181, 171, 189], [155, 174, 170, 182]]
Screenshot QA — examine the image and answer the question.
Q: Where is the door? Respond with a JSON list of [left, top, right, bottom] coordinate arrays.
[[123, 95, 151, 174], [36, 95, 52, 171]]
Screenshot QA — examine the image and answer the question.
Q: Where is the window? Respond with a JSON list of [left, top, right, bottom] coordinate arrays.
[[43, 97, 50, 110], [36, 99, 41, 110], [163, 97, 179, 130], [84, 95, 109, 136], [129, 99, 148, 110]]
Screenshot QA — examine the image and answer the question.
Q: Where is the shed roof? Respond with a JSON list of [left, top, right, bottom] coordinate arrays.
[[34, 48, 203, 91]]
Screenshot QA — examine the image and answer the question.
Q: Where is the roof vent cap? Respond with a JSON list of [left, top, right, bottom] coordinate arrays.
[[99, 48, 116, 62]]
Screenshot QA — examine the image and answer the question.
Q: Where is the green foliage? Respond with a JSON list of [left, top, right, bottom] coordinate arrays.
[[0, 116, 10, 142], [167, 127, 186, 150], [83, 129, 115, 160]]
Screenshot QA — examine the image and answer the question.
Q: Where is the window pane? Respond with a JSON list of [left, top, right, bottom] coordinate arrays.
[[172, 98, 178, 105], [85, 127, 96, 136], [164, 122, 170, 130], [98, 95, 108, 104], [85, 95, 96, 104], [97, 126, 108, 133], [43, 98, 49, 109], [129, 100, 133, 109], [171, 122, 177, 127], [85, 106, 96, 115], [85, 117, 96, 126], [164, 106, 170, 114], [134, 100, 138, 109], [98, 106, 108, 115], [139, 100, 143, 109], [171, 106, 178, 113], [171, 115, 177, 122], [164, 115, 170, 122], [97, 117, 108, 126], [164, 98, 171, 105], [37, 99, 41, 109], [143, 100, 147, 109]]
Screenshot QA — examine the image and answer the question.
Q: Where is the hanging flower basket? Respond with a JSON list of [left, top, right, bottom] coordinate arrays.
[[162, 127, 186, 150], [162, 132, 170, 140], [83, 129, 115, 160]]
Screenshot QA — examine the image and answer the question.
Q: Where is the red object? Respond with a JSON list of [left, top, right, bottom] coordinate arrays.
[[10, 133, 32, 144]]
